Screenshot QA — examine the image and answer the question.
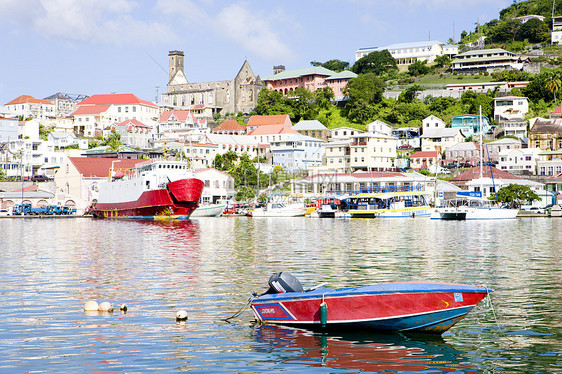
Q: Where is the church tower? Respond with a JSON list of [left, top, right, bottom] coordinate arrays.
[[168, 50, 184, 83]]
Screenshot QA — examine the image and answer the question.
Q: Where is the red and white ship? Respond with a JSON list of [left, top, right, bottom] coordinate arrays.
[[91, 160, 204, 220]]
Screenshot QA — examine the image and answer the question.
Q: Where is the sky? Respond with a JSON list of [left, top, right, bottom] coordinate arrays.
[[0, 0, 513, 106]]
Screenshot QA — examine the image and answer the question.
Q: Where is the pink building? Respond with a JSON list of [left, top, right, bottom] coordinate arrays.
[[262, 66, 357, 100]]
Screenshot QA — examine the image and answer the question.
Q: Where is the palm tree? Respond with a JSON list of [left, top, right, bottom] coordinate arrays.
[[545, 72, 562, 105]]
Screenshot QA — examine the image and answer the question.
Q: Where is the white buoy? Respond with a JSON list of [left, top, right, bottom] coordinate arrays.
[[84, 300, 99, 311], [120, 304, 128, 312], [98, 301, 114, 312], [176, 310, 188, 321]]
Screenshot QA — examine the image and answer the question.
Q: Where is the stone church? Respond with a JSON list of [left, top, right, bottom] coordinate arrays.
[[161, 50, 263, 116]]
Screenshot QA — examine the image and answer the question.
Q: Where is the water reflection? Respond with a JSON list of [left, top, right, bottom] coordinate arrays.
[[252, 325, 482, 373]]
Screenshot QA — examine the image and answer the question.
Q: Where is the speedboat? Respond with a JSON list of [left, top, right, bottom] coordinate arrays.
[[251, 203, 307, 217], [251, 272, 490, 334], [431, 197, 518, 220]]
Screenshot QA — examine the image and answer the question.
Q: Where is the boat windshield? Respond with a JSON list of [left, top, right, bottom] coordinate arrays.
[[438, 198, 493, 208]]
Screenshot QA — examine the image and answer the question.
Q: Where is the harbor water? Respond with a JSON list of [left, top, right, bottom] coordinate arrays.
[[0, 217, 560, 373]]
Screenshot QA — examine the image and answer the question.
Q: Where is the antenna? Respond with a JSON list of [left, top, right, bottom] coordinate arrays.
[[155, 86, 160, 104]]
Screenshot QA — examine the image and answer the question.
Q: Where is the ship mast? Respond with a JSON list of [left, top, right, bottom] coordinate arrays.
[[479, 106, 483, 197]]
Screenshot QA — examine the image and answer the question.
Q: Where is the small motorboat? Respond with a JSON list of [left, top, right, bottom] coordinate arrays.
[[251, 272, 490, 334]]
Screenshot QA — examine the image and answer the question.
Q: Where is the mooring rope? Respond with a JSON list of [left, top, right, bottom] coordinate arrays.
[[223, 296, 254, 322], [485, 287, 517, 343]]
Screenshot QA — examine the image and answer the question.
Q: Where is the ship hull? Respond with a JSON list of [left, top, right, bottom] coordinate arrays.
[[92, 178, 204, 220]]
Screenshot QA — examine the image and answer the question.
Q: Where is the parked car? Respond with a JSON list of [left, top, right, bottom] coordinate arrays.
[[446, 162, 458, 169], [458, 162, 473, 168]]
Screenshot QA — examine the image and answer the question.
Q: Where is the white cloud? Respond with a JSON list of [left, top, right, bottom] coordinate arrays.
[[215, 4, 294, 62], [0, 0, 175, 45]]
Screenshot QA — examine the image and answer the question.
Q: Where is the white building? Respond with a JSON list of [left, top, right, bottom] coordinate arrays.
[[183, 142, 219, 168], [329, 127, 364, 141], [366, 120, 393, 136], [355, 40, 448, 66], [497, 148, 541, 174], [552, 16, 562, 45], [199, 133, 267, 160], [349, 132, 397, 171], [422, 115, 447, 130], [112, 119, 153, 149], [0, 116, 19, 142], [323, 140, 351, 173], [194, 168, 235, 204], [71, 94, 158, 138], [47, 132, 88, 149], [494, 96, 529, 121], [271, 134, 325, 172], [392, 127, 421, 149], [451, 48, 524, 74], [157, 110, 208, 143], [4, 95, 56, 123]]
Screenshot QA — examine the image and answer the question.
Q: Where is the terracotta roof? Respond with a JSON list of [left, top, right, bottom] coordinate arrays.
[[411, 151, 439, 158], [213, 120, 246, 132], [5, 95, 53, 106], [77, 94, 157, 108], [247, 124, 299, 135], [115, 119, 150, 128], [450, 166, 522, 185], [71, 105, 111, 116], [247, 114, 291, 127], [69, 157, 148, 178]]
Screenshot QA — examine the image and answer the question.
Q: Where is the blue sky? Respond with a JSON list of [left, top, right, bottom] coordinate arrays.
[[0, 0, 512, 106]]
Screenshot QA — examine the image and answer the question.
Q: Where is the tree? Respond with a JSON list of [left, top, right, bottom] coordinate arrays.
[[343, 73, 386, 123], [516, 18, 549, 43], [434, 55, 451, 68], [310, 59, 350, 72], [102, 131, 122, 152], [351, 50, 398, 75], [545, 71, 562, 105], [407, 60, 430, 76], [495, 184, 540, 208], [255, 89, 293, 115], [398, 84, 422, 103]]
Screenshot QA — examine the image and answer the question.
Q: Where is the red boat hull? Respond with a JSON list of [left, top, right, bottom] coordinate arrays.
[[92, 178, 204, 219], [251, 282, 489, 334]]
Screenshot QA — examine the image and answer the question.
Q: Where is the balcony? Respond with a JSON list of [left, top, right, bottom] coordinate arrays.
[[350, 141, 367, 146]]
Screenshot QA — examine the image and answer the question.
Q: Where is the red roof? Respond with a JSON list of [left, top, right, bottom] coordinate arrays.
[[213, 120, 246, 132], [71, 105, 111, 116], [410, 151, 439, 158], [450, 166, 522, 185], [77, 94, 157, 108], [5, 95, 53, 106], [247, 114, 291, 127], [69, 157, 147, 178], [551, 107, 562, 114], [159, 110, 196, 122], [247, 124, 299, 135]]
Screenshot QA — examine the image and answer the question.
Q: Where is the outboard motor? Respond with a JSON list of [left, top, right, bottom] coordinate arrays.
[[263, 272, 304, 295]]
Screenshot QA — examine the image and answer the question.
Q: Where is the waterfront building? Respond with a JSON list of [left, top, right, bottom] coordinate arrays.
[[349, 132, 397, 171], [162, 51, 263, 116], [292, 120, 329, 141], [261, 66, 357, 101], [71, 94, 158, 138], [451, 48, 525, 74], [4, 95, 56, 123], [451, 166, 544, 201], [270, 134, 325, 172], [194, 168, 235, 204], [290, 170, 445, 199], [355, 41, 448, 66], [212, 120, 246, 135], [451, 114, 491, 137]]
